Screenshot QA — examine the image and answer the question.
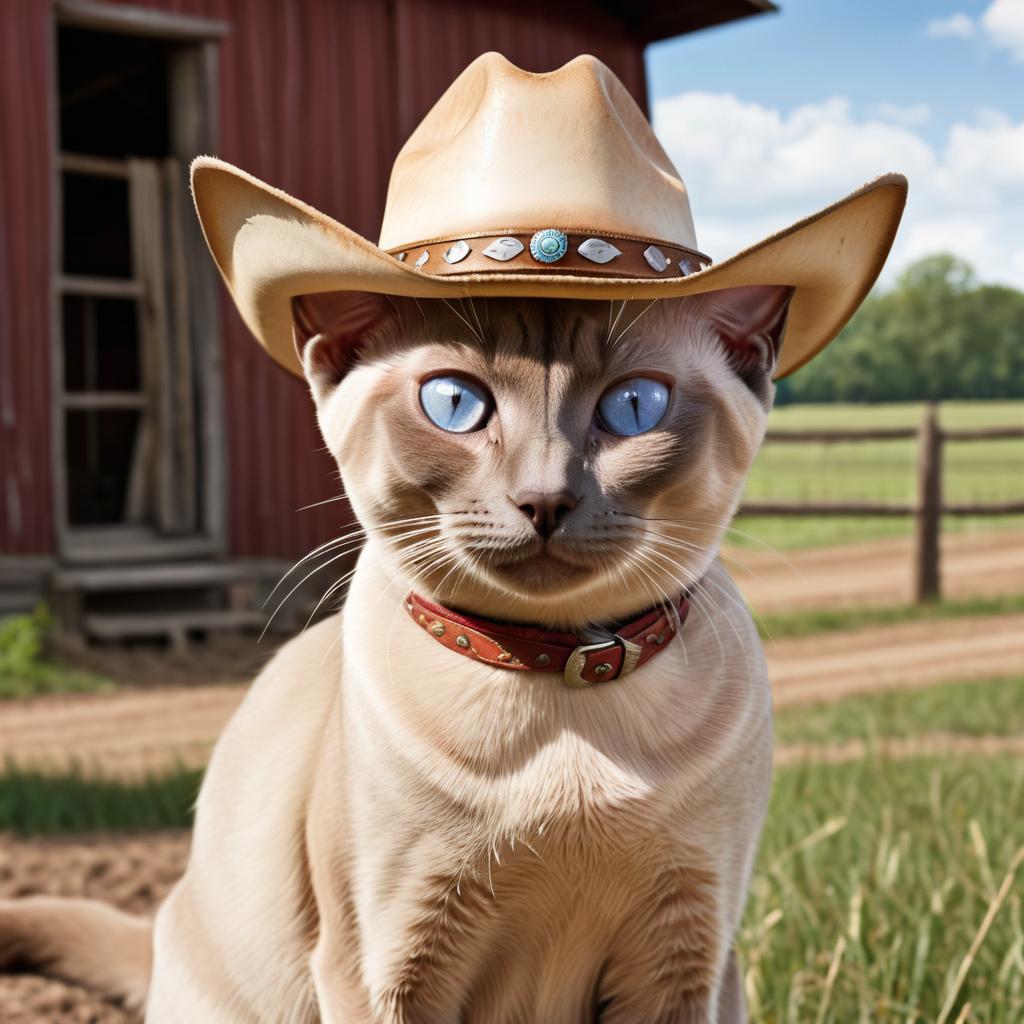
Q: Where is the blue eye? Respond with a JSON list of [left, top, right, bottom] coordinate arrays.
[[597, 377, 669, 436], [419, 375, 492, 433]]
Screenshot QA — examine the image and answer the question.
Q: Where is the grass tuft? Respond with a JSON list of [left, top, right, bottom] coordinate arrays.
[[0, 763, 201, 835], [741, 754, 1024, 1023], [0, 606, 114, 699], [775, 675, 1024, 747], [755, 593, 1024, 641]]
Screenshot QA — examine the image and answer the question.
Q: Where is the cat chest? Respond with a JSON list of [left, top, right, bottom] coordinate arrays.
[[350, 827, 720, 1024]]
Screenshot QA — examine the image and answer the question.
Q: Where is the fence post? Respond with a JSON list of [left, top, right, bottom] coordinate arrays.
[[914, 402, 942, 603]]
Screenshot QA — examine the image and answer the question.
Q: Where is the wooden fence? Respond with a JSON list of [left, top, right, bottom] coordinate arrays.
[[740, 404, 1024, 603]]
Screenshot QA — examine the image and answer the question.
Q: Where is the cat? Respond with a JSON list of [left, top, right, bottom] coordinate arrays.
[[0, 285, 790, 1023]]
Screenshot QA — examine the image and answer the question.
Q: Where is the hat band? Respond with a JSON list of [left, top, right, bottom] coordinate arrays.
[[387, 230, 712, 280]]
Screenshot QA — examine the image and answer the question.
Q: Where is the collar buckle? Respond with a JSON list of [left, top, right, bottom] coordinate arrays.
[[563, 634, 643, 688]]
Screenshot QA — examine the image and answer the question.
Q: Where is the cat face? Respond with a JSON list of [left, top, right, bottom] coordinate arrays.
[[294, 290, 790, 629]]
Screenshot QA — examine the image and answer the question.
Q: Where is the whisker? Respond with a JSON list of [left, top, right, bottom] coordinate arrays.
[[611, 298, 658, 346], [295, 493, 349, 512], [441, 297, 483, 343], [464, 296, 486, 343], [264, 521, 446, 637], [606, 299, 627, 345]]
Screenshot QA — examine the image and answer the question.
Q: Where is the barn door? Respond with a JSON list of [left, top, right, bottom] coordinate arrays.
[[59, 154, 198, 540], [54, 7, 226, 562], [126, 158, 197, 535]]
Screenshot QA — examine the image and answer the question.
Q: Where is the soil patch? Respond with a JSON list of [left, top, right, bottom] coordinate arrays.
[[0, 831, 188, 1023]]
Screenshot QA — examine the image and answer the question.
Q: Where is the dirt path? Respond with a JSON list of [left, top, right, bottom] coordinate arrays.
[[0, 531, 1019, 779], [774, 732, 1024, 767], [728, 528, 1024, 613], [0, 684, 246, 777], [768, 612, 1024, 708], [3, 611, 1022, 777]]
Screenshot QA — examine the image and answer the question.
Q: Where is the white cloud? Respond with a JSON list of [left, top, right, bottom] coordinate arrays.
[[982, 0, 1024, 60], [926, 13, 976, 38], [652, 91, 1024, 289], [925, 2, 1024, 60]]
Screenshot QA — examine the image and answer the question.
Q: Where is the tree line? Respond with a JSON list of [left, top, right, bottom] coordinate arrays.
[[776, 255, 1024, 404]]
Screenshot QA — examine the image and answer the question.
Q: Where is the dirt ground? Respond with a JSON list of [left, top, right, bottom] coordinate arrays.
[[3, 611, 1021, 778], [0, 832, 189, 1023], [728, 527, 1024, 613]]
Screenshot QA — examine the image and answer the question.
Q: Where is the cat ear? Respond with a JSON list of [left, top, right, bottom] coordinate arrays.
[[702, 285, 794, 385], [292, 291, 406, 398]]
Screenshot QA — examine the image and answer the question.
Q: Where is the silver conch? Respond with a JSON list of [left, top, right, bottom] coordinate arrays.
[[577, 238, 622, 264], [443, 239, 471, 264], [643, 245, 669, 272], [482, 237, 525, 261]]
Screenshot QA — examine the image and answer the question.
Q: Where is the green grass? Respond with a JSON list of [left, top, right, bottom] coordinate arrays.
[[0, 606, 113, 699], [755, 592, 1024, 641], [775, 675, 1024, 747], [0, 764, 201, 835], [741, 754, 1024, 1023], [734, 400, 1024, 549]]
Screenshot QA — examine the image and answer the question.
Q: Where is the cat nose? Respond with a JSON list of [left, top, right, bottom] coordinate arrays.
[[512, 490, 578, 540]]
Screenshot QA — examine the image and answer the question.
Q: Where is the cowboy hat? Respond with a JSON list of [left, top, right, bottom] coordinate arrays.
[[191, 52, 907, 379]]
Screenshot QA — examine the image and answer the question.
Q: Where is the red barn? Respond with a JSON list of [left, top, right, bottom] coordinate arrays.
[[0, 0, 772, 642]]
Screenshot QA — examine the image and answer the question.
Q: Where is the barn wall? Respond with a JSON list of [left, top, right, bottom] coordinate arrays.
[[0, 0, 54, 555], [135, 0, 648, 560], [2, 0, 648, 560]]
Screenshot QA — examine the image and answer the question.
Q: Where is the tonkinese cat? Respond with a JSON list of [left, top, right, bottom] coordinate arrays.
[[1, 287, 790, 1022]]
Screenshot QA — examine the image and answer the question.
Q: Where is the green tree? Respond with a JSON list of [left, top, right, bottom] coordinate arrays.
[[778, 255, 1024, 403]]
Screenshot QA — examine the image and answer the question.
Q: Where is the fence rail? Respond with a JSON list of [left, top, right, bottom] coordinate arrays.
[[739, 404, 1024, 602]]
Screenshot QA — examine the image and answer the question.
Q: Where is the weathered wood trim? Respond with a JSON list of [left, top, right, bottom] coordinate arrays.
[[163, 157, 198, 534], [942, 426, 1024, 442], [128, 159, 177, 532], [913, 404, 941, 602], [58, 275, 145, 299], [943, 501, 1024, 516], [169, 40, 227, 554], [739, 501, 918, 517], [48, 2, 69, 556], [62, 527, 220, 564], [763, 428, 918, 443], [55, 0, 229, 41], [62, 391, 147, 410], [60, 151, 131, 180]]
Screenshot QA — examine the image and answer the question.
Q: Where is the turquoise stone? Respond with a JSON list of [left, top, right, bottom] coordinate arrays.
[[529, 229, 568, 264]]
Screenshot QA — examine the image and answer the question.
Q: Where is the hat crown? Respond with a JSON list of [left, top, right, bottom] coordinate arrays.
[[378, 53, 698, 251]]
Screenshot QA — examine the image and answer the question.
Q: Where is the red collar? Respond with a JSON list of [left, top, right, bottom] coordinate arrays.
[[406, 592, 689, 688]]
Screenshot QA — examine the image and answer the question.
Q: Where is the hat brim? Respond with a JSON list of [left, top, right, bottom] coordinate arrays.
[[191, 157, 907, 380]]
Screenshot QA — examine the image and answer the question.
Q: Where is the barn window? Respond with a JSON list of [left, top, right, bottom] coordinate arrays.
[[52, 0, 227, 561]]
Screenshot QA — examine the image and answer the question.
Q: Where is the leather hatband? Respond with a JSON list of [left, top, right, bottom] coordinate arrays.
[[387, 230, 712, 280]]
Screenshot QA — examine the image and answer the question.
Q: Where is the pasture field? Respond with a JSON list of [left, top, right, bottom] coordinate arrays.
[[736, 400, 1024, 549], [742, 752, 1024, 1023]]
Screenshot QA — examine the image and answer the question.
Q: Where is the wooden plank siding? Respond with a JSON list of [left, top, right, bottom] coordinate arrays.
[[1, 0, 659, 559], [0, 0, 54, 555]]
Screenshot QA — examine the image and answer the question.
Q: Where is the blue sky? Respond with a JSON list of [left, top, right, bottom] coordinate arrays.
[[645, 0, 1024, 287]]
